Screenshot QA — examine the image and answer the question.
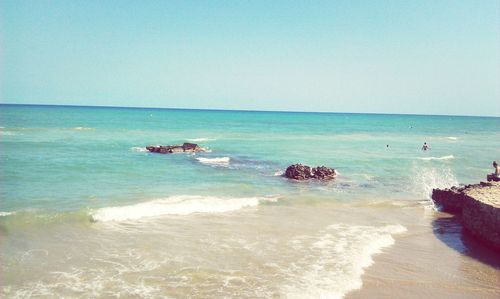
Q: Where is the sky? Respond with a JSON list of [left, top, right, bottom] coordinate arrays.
[[0, 0, 499, 116]]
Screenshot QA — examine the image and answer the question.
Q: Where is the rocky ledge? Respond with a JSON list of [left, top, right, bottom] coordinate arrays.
[[432, 181, 500, 250], [146, 143, 206, 154], [285, 164, 337, 180]]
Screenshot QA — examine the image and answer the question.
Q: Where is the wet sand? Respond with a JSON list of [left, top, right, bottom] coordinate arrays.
[[348, 211, 500, 299]]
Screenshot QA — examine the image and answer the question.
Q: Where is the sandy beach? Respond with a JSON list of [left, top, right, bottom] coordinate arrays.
[[348, 211, 500, 299]]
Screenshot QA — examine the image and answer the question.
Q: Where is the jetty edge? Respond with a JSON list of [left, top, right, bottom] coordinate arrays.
[[432, 181, 500, 251]]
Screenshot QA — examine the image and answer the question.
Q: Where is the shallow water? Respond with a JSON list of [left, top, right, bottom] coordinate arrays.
[[1, 104, 499, 298]]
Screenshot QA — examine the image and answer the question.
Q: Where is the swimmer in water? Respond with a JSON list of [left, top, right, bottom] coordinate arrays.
[[421, 142, 430, 151]]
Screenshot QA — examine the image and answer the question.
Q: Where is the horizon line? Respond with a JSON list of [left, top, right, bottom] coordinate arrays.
[[0, 102, 498, 118]]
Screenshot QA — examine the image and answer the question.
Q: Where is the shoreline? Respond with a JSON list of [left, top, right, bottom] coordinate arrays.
[[347, 211, 500, 299]]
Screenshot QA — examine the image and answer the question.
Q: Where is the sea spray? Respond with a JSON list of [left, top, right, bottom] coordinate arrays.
[[412, 166, 458, 200]]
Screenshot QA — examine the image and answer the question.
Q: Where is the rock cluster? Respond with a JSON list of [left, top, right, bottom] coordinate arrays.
[[432, 181, 500, 250], [285, 164, 337, 180], [146, 143, 205, 154], [487, 174, 500, 182]]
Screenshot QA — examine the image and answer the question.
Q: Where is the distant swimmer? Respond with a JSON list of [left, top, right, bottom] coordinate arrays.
[[386, 144, 389, 148], [421, 142, 430, 151]]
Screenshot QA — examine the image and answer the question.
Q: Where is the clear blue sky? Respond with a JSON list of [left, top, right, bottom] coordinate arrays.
[[1, 0, 499, 116]]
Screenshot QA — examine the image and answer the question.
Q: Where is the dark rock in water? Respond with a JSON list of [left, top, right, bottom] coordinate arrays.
[[182, 142, 199, 151], [146, 143, 206, 154], [432, 182, 500, 251], [312, 166, 337, 180], [285, 164, 313, 180], [285, 164, 336, 180]]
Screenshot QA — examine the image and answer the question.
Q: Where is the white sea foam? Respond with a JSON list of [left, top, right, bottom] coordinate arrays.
[[283, 223, 407, 299], [273, 170, 284, 176], [446, 136, 458, 140], [196, 157, 230, 166], [0, 211, 14, 217], [73, 127, 93, 130], [412, 166, 458, 201], [418, 155, 454, 161], [91, 195, 276, 222], [0, 131, 16, 136], [130, 147, 148, 152], [187, 138, 215, 142]]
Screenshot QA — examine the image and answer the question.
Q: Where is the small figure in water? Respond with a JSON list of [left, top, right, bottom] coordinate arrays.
[[386, 144, 389, 148], [487, 161, 500, 182], [421, 142, 430, 151]]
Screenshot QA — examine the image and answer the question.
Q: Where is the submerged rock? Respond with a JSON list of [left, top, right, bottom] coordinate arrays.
[[285, 164, 337, 180], [146, 143, 206, 154], [432, 181, 500, 250]]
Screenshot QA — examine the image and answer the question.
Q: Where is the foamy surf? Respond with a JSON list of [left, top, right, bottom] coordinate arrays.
[[196, 157, 230, 166], [90, 195, 277, 222], [446, 136, 458, 140], [274, 170, 285, 176], [72, 127, 93, 130], [130, 147, 148, 152], [0, 211, 14, 217], [418, 155, 454, 161], [283, 223, 407, 299], [187, 138, 215, 142]]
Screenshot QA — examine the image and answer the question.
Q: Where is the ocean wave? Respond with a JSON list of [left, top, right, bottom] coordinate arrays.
[[196, 157, 230, 166], [130, 147, 148, 152], [72, 127, 93, 131], [187, 138, 216, 142], [90, 195, 277, 222], [446, 136, 458, 140], [283, 223, 406, 299], [0, 131, 16, 136], [0, 211, 14, 217], [418, 155, 454, 161]]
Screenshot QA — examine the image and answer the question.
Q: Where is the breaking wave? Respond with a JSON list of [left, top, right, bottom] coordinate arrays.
[[90, 195, 277, 222], [72, 127, 93, 130], [418, 155, 454, 161], [187, 138, 216, 142], [196, 157, 230, 166]]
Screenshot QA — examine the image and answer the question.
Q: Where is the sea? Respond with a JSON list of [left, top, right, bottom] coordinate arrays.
[[1, 104, 499, 298]]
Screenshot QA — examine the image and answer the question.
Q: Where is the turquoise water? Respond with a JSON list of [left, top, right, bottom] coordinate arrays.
[[1, 104, 499, 298], [1, 104, 499, 213]]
